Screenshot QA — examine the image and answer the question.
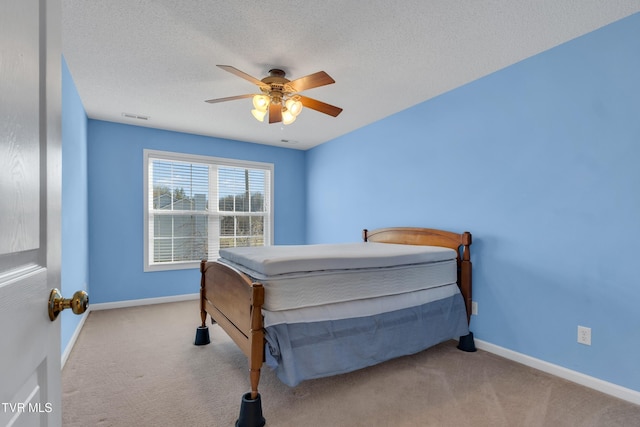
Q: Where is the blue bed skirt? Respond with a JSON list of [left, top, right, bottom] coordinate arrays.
[[264, 293, 469, 387]]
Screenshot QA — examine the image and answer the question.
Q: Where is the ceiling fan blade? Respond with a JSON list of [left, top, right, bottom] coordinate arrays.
[[269, 102, 282, 124], [298, 95, 343, 117], [288, 71, 335, 92], [205, 94, 254, 104], [217, 65, 266, 87]]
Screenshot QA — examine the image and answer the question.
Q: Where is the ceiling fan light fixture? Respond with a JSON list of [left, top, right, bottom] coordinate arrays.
[[285, 98, 303, 116], [251, 108, 267, 122], [252, 94, 270, 111], [282, 108, 296, 125]]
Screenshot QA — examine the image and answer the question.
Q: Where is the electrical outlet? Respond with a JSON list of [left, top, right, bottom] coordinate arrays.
[[577, 326, 591, 345], [471, 301, 478, 315]]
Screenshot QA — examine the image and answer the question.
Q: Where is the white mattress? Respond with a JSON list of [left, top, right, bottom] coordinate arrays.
[[219, 242, 456, 277], [262, 283, 462, 327], [218, 242, 458, 311]]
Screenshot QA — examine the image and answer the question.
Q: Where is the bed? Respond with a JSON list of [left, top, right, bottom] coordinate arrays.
[[196, 227, 474, 426]]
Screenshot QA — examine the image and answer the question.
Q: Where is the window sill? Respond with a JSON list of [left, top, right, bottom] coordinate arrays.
[[144, 261, 201, 272]]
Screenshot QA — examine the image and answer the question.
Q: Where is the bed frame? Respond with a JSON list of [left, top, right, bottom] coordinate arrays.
[[196, 227, 473, 427]]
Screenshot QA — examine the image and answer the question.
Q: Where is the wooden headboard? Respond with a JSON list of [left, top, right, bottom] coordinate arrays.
[[363, 227, 471, 253]]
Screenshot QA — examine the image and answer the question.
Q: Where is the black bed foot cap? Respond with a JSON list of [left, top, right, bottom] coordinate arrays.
[[457, 332, 477, 352], [236, 392, 266, 427], [194, 325, 211, 346]]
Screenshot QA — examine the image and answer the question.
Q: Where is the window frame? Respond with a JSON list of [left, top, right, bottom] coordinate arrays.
[[143, 149, 274, 272]]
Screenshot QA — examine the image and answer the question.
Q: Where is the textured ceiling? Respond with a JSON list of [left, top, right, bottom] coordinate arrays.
[[61, 1, 640, 150]]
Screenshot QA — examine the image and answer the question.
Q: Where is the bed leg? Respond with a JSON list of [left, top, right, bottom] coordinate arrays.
[[457, 331, 477, 352], [195, 260, 211, 346], [249, 369, 261, 399], [194, 304, 211, 345], [236, 391, 265, 427], [194, 300, 212, 345]]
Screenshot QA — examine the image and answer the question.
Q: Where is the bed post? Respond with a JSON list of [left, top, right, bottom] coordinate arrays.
[[248, 283, 265, 400], [459, 232, 472, 325], [457, 232, 476, 352], [236, 283, 266, 427], [194, 260, 211, 346]]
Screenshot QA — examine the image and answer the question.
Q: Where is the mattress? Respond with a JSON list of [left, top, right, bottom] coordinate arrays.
[[219, 242, 456, 276], [218, 242, 458, 311], [262, 283, 462, 327]]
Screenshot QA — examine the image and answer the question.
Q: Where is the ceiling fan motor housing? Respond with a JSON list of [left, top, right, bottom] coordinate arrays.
[[260, 69, 292, 104]]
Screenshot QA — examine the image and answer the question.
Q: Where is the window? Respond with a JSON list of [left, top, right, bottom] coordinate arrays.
[[144, 150, 273, 271]]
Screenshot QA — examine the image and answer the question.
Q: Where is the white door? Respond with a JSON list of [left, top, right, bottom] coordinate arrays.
[[0, 0, 63, 426]]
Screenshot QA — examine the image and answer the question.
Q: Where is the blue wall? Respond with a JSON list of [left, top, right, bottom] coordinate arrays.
[[61, 57, 89, 353], [87, 121, 306, 304], [306, 14, 640, 392]]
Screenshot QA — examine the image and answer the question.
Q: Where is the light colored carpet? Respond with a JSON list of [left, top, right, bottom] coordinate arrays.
[[62, 300, 640, 426]]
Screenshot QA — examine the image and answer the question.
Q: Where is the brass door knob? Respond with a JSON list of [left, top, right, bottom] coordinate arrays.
[[48, 288, 89, 321]]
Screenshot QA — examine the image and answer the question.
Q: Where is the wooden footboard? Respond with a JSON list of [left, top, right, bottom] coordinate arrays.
[[199, 260, 265, 399]]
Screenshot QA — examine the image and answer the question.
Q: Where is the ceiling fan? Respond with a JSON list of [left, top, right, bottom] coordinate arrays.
[[205, 65, 343, 125]]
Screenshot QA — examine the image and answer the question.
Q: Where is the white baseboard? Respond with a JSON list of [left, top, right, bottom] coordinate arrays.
[[476, 339, 640, 406], [90, 293, 199, 311], [61, 309, 89, 369]]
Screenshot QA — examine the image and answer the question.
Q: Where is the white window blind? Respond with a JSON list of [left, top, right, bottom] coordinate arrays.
[[218, 166, 269, 248], [144, 150, 273, 271]]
